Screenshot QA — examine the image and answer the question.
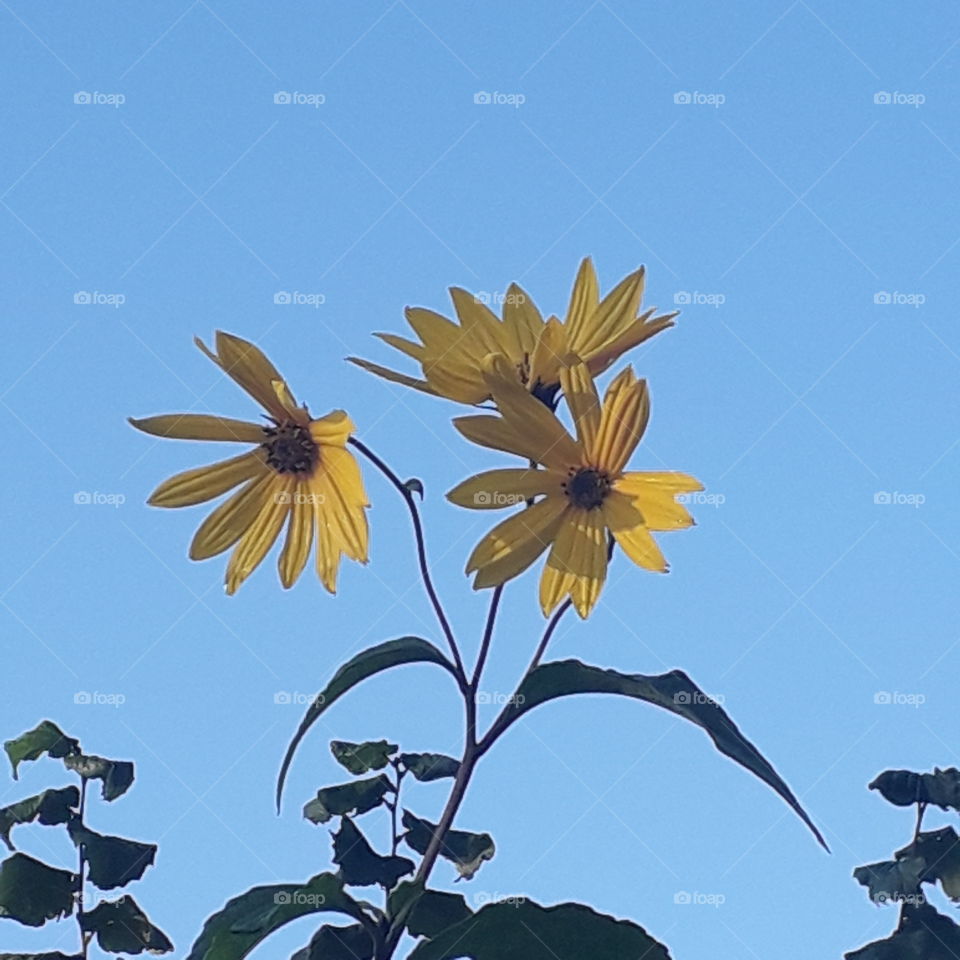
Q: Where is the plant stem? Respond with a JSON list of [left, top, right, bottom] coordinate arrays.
[[913, 801, 927, 842], [77, 777, 88, 960], [349, 437, 468, 687], [527, 598, 572, 672]]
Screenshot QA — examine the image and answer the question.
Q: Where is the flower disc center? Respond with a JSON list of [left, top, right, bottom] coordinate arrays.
[[263, 422, 317, 474], [566, 467, 610, 510]]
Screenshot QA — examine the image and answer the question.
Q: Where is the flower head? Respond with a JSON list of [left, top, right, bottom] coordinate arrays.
[[447, 356, 701, 618], [348, 258, 676, 407], [130, 331, 369, 595]]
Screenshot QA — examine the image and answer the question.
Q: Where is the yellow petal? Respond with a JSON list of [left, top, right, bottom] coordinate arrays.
[[374, 331, 425, 360], [447, 468, 561, 509], [148, 450, 266, 508], [593, 368, 649, 475], [453, 415, 539, 462], [603, 492, 668, 572], [312, 477, 339, 593], [502, 283, 543, 358], [539, 509, 608, 618], [347, 357, 436, 396], [129, 414, 265, 443], [422, 357, 490, 405], [189, 472, 275, 560], [615, 472, 702, 530], [448, 288, 509, 357], [316, 448, 369, 562], [467, 497, 567, 589], [615, 471, 703, 495], [527, 316, 567, 391], [196, 331, 291, 420], [563, 258, 600, 347], [574, 267, 644, 356], [559, 362, 601, 455], [405, 306, 468, 356], [279, 486, 315, 588], [309, 409, 356, 447], [585, 309, 677, 378], [225, 479, 292, 594], [482, 355, 581, 469]]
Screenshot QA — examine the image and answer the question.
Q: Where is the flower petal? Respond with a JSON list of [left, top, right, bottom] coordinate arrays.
[[225, 478, 292, 594], [279, 486, 315, 588], [539, 508, 608, 618], [310, 477, 339, 593], [316, 446, 369, 562], [347, 357, 436, 396], [563, 258, 600, 348], [593, 368, 650, 475], [374, 331, 425, 360], [189, 472, 275, 560], [129, 414, 265, 443], [615, 473, 702, 531], [147, 450, 266, 508], [603, 491, 668, 572], [447, 468, 561, 509], [309, 409, 356, 447], [585, 309, 677, 378], [528, 316, 568, 391], [575, 267, 644, 356], [559, 362, 601, 455], [453, 415, 539, 461], [502, 282, 543, 358], [467, 497, 567, 589], [448, 288, 510, 357]]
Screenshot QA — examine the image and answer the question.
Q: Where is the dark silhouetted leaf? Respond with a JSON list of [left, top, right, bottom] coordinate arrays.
[[407, 899, 672, 960], [871, 768, 960, 811], [404, 478, 425, 500], [402, 812, 494, 881], [896, 827, 960, 901], [330, 741, 397, 775], [332, 817, 413, 889], [4, 723, 80, 779], [185, 872, 366, 960], [0, 854, 75, 926], [846, 901, 960, 959], [80, 895, 172, 954], [63, 755, 134, 802], [487, 659, 827, 849], [393, 885, 472, 939], [304, 775, 392, 825], [399, 754, 460, 783], [853, 858, 926, 905], [0, 787, 80, 850], [277, 638, 457, 810], [67, 821, 156, 890], [291, 923, 374, 960], [0, 953, 83, 959]]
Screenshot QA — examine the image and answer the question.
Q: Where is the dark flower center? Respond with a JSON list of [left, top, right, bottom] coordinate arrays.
[[563, 467, 611, 510], [263, 421, 317, 474]]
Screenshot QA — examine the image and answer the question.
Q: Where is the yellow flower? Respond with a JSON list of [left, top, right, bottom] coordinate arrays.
[[348, 258, 675, 407], [446, 356, 702, 618], [130, 331, 369, 595]]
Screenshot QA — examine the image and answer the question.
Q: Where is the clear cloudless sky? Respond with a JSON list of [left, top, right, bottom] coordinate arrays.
[[2, 2, 959, 957]]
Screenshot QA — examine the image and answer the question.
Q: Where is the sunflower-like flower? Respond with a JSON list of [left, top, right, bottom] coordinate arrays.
[[130, 332, 369, 595], [348, 258, 676, 407], [446, 356, 702, 618]]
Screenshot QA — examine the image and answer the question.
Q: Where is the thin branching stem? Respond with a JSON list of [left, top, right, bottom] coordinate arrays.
[[349, 437, 468, 688], [77, 777, 88, 959]]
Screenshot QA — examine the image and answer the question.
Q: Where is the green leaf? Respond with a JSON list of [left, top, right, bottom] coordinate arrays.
[[845, 901, 960, 959], [332, 817, 414, 889], [0, 787, 80, 850], [277, 638, 457, 811], [0, 953, 83, 959], [185, 872, 367, 960], [304, 775, 392, 825], [898, 827, 960, 900], [4, 722, 80, 779], [291, 924, 374, 960], [853, 858, 926, 905], [870, 768, 960, 811], [402, 812, 494, 881], [399, 753, 460, 783], [489, 659, 827, 849], [404, 890, 472, 939], [80, 895, 172, 954], [407, 900, 672, 960], [67, 821, 156, 890], [0, 853, 76, 927], [63, 754, 134, 802], [330, 740, 398, 775]]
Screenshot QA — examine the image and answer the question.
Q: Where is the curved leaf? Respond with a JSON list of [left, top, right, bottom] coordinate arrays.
[[0, 953, 83, 960], [407, 900, 672, 960], [402, 812, 494, 881], [63, 755, 134, 802], [486, 659, 827, 849], [871, 768, 960, 811], [0, 787, 80, 850], [81, 895, 172, 954], [4, 722, 80, 779], [332, 817, 414, 889], [185, 872, 366, 960], [331, 741, 397, 775], [292, 924, 373, 960], [0, 854, 75, 927], [67, 821, 156, 890], [277, 638, 457, 811], [304, 775, 392, 825], [845, 901, 960, 959], [399, 753, 460, 783]]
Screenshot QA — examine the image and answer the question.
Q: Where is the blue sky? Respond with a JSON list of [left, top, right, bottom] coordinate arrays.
[[2, 1, 959, 957]]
